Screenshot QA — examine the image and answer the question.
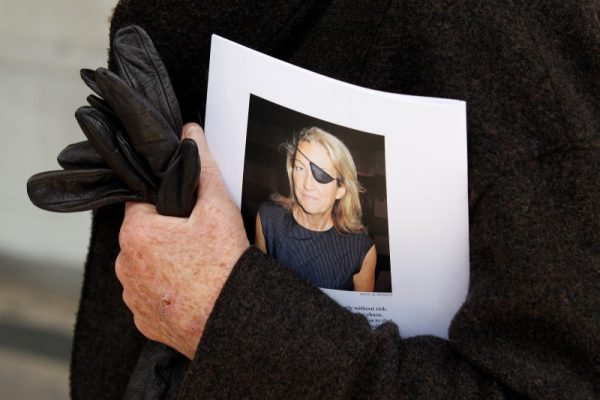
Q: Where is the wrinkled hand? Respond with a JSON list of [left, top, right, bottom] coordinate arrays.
[[115, 123, 249, 359]]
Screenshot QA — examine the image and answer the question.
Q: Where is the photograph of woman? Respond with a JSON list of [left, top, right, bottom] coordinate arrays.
[[255, 127, 377, 292]]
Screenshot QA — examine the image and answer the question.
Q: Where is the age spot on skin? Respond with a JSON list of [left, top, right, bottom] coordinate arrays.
[[159, 297, 172, 319], [160, 298, 172, 308]]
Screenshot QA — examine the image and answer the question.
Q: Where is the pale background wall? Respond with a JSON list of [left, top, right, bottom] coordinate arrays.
[[0, 1, 117, 398], [0, 0, 115, 268]]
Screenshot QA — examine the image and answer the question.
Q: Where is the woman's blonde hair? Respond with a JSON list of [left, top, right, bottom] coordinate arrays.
[[273, 127, 366, 234]]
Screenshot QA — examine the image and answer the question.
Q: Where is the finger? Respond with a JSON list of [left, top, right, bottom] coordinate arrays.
[[117, 265, 160, 328], [114, 252, 127, 285], [124, 200, 157, 219], [181, 123, 218, 178], [181, 124, 238, 222], [122, 286, 156, 316], [132, 314, 160, 342], [181, 124, 233, 218], [121, 201, 158, 238]]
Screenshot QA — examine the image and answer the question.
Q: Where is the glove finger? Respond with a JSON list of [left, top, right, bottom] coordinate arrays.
[[157, 139, 200, 217], [81, 71, 118, 120], [95, 67, 180, 177], [75, 106, 157, 197], [58, 140, 107, 170], [87, 94, 116, 119], [80, 68, 103, 97], [82, 97, 157, 188], [27, 169, 144, 212], [112, 25, 182, 136], [113, 128, 158, 188]]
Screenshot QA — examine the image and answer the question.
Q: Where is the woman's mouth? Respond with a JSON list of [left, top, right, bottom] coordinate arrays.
[[301, 192, 319, 201]]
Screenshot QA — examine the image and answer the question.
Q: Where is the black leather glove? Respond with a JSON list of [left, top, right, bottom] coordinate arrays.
[[27, 25, 200, 217]]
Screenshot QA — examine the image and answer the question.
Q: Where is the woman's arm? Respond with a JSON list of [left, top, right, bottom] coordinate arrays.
[[353, 244, 377, 292], [255, 213, 267, 253]]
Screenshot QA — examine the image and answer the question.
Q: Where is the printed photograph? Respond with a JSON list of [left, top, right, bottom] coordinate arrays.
[[241, 95, 391, 292]]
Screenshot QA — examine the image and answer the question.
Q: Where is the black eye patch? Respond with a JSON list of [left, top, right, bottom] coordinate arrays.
[[295, 148, 336, 184], [309, 161, 336, 184]]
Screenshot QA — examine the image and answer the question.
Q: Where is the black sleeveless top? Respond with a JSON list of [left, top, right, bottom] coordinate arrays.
[[259, 202, 374, 291]]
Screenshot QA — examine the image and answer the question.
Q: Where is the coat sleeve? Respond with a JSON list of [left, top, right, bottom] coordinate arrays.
[[179, 145, 600, 400]]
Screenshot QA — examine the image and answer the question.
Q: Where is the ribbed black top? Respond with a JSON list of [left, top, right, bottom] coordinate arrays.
[[259, 202, 373, 291]]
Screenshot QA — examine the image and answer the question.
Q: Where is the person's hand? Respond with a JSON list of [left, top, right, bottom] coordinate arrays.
[[115, 123, 250, 359]]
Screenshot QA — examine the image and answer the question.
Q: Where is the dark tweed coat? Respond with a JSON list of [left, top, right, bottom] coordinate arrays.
[[70, 1, 600, 398]]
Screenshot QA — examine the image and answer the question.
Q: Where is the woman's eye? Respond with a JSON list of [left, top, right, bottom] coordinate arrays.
[[294, 165, 304, 172]]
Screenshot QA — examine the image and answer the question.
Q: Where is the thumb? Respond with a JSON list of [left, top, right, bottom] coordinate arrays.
[[181, 123, 229, 203], [182, 123, 214, 171]]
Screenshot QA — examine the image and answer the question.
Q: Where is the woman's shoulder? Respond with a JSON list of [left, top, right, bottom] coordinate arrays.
[[259, 201, 290, 222], [338, 229, 374, 250]]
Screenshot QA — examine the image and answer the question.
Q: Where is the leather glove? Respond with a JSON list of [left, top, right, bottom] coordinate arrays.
[[27, 25, 200, 217]]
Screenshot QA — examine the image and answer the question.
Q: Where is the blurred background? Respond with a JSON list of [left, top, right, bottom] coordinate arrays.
[[0, 1, 115, 397]]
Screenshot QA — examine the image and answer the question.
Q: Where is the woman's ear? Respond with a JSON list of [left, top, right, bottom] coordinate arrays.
[[335, 184, 346, 200]]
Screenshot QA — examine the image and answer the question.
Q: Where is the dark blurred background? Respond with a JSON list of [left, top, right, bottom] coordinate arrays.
[[0, 1, 114, 397], [241, 95, 391, 292]]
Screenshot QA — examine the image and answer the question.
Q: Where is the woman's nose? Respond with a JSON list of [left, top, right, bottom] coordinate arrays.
[[303, 172, 316, 190]]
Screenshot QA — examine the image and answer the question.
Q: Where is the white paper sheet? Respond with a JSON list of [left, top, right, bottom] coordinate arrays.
[[205, 35, 469, 339]]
